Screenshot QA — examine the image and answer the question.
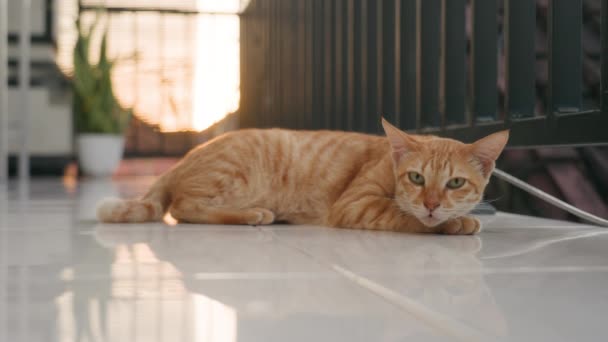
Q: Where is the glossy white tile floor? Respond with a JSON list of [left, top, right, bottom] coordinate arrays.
[[1, 178, 607, 342]]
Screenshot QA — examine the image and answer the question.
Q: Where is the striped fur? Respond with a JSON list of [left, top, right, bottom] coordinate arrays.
[[97, 119, 508, 234]]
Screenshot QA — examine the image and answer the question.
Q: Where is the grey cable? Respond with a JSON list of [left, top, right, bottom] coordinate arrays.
[[493, 168, 608, 227]]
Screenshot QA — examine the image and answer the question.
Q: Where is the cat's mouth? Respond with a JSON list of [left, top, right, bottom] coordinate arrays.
[[420, 215, 442, 227]]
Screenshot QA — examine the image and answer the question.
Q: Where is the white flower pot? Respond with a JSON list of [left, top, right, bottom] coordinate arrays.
[[77, 134, 125, 177]]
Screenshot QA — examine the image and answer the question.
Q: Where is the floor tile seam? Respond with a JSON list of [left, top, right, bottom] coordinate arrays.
[[342, 266, 608, 277], [11, 266, 608, 283], [480, 230, 608, 260], [52, 272, 341, 281]]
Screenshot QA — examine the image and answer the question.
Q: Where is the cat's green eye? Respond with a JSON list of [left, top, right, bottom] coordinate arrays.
[[446, 177, 466, 189], [408, 172, 425, 185]]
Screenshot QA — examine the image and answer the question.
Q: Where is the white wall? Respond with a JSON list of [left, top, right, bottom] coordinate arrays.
[[7, 0, 48, 36], [8, 89, 72, 155], [6, 0, 73, 156]]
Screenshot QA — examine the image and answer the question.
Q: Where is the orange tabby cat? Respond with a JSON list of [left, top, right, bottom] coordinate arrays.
[[97, 119, 508, 235]]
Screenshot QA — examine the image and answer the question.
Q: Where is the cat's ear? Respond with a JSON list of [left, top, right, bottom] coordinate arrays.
[[381, 118, 420, 162], [470, 130, 509, 176]]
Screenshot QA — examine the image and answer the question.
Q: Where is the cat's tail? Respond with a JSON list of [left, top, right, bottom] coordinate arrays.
[[96, 174, 172, 223]]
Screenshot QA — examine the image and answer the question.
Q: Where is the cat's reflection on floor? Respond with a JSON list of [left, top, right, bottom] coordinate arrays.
[[92, 224, 508, 340], [262, 228, 508, 338]]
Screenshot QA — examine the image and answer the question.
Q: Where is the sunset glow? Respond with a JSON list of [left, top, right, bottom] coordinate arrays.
[[192, 8, 240, 131], [56, 0, 241, 132]]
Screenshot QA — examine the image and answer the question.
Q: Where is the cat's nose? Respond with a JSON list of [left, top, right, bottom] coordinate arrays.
[[423, 200, 440, 212]]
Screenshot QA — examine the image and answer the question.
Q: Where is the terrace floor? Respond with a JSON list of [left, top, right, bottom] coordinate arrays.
[[1, 178, 607, 342]]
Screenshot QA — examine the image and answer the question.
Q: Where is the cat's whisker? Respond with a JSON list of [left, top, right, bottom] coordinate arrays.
[[480, 196, 503, 204]]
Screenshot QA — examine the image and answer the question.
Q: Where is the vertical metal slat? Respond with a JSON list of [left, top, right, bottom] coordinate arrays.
[[323, 0, 333, 129], [266, 0, 275, 127], [311, 0, 324, 129], [374, 0, 383, 133], [417, 0, 441, 128], [366, 0, 381, 132], [346, 0, 355, 130], [304, 0, 313, 128], [470, 0, 498, 121], [296, 0, 305, 128], [382, 0, 397, 125], [505, 0, 536, 119], [262, 0, 272, 127], [548, 0, 583, 115], [354, 0, 368, 132], [440, 0, 466, 126], [334, 0, 344, 129], [364, 0, 382, 133], [602, 0, 608, 114], [394, 0, 402, 127], [277, 0, 286, 127], [399, 0, 417, 130]]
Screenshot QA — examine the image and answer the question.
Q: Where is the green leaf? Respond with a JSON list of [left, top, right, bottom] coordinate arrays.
[[71, 9, 131, 134]]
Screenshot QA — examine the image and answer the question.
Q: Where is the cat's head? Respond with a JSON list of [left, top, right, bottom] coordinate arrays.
[[382, 118, 509, 227]]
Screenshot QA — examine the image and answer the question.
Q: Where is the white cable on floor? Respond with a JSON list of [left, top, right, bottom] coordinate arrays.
[[493, 168, 608, 227]]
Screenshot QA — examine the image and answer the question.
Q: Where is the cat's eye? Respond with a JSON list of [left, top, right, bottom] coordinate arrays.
[[446, 177, 466, 189], [408, 172, 425, 185]]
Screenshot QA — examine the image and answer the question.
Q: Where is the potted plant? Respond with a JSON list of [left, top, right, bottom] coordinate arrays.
[[72, 16, 132, 177]]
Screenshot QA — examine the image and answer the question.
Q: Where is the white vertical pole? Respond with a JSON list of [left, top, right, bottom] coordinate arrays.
[[0, 3, 8, 339], [0, 177, 6, 342], [19, 0, 31, 182], [0, 0, 8, 182], [0, 215, 5, 342]]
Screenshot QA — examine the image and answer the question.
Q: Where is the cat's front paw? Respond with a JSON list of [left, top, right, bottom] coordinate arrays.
[[437, 216, 481, 235], [247, 208, 275, 225]]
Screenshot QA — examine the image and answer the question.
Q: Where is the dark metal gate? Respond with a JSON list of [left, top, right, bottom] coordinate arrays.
[[239, 0, 608, 147]]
